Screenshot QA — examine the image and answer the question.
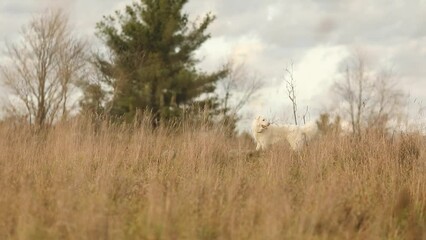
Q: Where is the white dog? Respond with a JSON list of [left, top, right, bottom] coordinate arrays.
[[251, 116, 319, 151]]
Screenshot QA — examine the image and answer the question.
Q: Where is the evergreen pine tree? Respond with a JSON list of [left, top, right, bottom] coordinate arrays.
[[94, 0, 227, 125]]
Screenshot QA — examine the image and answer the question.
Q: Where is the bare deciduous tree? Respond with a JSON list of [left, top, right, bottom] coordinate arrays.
[[284, 62, 299, 125], [0, 10, 87, 128], [367, 70, 406, 130], [57, 30, 87, 119], [333, 53, 406, 137], [215, 59, 263, 135], [219, 59, 263, 115]]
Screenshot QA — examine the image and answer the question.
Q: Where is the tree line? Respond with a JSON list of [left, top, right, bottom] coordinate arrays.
[[1, 0, 261, 133], [0, 0, 407, 137]]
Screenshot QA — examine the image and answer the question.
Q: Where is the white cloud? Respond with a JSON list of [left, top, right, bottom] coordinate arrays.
[[266, 5, 279, 21], [195, 33, 265, 72], [242, 45, 349, 123], [294, 45, 349, 101]]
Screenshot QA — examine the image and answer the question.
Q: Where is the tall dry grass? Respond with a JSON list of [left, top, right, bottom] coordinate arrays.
[[0, 117, 425, 240]]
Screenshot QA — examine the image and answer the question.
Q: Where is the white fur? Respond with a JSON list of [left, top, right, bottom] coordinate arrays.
[[339, 120, 353, 136], [252, 116, 319, 151]]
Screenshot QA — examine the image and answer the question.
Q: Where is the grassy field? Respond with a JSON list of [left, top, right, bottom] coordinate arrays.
[[0, 117, 425, 240]]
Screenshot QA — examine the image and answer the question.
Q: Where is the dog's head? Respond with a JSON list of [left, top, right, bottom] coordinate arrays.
[[252, 115, 270, 133]]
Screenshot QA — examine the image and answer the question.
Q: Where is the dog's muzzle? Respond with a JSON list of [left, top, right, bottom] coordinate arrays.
[[257, 123, 269, 133]]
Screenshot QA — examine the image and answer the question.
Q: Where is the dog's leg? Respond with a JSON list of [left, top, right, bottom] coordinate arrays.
[[256, 143, 261, 151]]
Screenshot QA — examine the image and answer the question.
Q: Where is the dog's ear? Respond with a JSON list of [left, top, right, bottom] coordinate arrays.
[[256, 115, 261, 120]]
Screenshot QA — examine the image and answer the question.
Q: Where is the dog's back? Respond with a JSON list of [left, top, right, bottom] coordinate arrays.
[[252, 116, 319, 151]]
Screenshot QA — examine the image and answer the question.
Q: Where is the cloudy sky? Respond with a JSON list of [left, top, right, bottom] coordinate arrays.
[[1, 0, 425, 129]]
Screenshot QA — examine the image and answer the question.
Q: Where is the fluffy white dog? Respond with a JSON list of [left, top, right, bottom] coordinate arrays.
[[251, 116, 319, 151]]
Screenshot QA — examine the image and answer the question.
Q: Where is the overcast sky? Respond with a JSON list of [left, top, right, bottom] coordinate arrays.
[[1, 0, 425, 129]]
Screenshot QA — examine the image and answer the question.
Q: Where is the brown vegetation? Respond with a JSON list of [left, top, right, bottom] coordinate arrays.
[[0, 117, 424, 239]]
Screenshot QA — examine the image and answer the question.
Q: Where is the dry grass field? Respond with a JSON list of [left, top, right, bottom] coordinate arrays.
[[0, 117, 425, 240]]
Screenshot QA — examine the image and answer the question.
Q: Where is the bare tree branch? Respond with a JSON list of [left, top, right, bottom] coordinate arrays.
[[284, 61, 298, 125], [0, 10, 88, 128], [333, 52, 406, 137], [219, 59, 263, 115]]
